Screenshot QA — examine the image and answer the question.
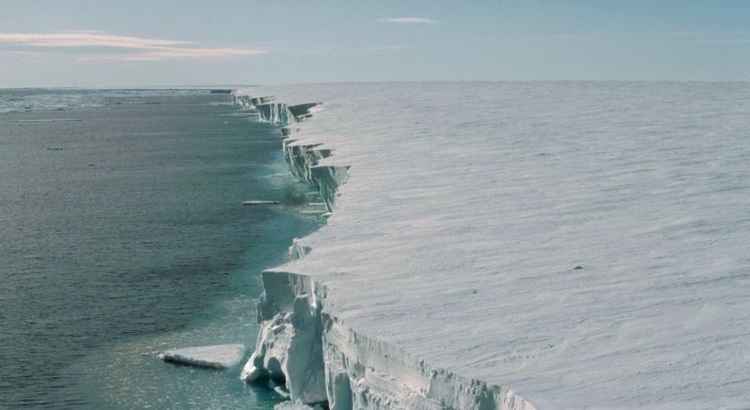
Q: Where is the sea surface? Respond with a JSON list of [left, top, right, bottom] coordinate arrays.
[[0, 89, 320, 409]]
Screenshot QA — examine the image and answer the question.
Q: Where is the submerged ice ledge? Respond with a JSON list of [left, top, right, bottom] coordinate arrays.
[[159, 344, 246, 369], [234, 95, 535, 409]]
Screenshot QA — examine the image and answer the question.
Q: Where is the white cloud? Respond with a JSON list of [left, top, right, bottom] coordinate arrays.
[[0, 32, 266, 61], [378, 17, 438, 24]]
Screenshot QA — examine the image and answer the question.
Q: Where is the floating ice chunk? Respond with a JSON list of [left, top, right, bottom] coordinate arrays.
[[159, 344, 245, 369], [274, 400, 320, 410], [242, 200, 281, 206]]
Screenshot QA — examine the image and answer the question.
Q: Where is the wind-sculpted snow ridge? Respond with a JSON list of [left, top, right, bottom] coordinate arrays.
[[234, 91, 535, 409]]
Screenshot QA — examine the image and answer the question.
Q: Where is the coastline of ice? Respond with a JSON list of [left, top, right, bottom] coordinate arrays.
[[237, 83, 750, 409]]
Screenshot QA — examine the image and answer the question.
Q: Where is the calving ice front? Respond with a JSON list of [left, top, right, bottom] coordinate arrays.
[[235, 82, 750, 410]]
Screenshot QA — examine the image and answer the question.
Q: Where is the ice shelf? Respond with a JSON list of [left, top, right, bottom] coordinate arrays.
[[237, 83, 750, 409]]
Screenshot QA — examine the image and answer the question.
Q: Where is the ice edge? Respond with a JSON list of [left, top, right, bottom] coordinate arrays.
[[237, 95, 537, 410]]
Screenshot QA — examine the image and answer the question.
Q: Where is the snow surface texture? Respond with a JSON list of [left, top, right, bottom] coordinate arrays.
[[240, 83, 750, 409], [159, 344, 245, 369]]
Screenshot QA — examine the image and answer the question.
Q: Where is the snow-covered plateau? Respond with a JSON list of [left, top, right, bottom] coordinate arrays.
[[237, 83, 750, 409]]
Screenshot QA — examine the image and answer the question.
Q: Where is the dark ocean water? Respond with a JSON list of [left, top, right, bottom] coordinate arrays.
[[0, 90, 319, 409]]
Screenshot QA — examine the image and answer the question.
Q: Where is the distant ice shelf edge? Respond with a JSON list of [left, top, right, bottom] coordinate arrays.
[[234, 95, 537, 410]]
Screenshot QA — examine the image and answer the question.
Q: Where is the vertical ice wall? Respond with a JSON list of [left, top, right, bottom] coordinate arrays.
[[244, 270, 535, 410]]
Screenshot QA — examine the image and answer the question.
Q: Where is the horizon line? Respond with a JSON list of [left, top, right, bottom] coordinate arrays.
[[3, 79, 750, 89]]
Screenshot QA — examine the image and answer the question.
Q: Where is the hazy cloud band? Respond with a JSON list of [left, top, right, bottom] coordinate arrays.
[[0, 32, 266, 61]]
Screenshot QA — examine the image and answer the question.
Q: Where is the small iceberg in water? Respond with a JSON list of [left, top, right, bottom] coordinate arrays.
[[242, 200, 281, 206], [159, 344, 246, 369], [275, 401, 324, 410]]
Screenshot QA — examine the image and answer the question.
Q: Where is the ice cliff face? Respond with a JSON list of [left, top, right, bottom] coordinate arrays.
[[244, 271, 534, 410], [242, 272, 327, 405], [234, 96, 321, 125], [282, 141, 347, 212]]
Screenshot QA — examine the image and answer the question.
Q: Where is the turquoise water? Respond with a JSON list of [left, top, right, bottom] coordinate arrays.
[[0, 90, 319, 409]]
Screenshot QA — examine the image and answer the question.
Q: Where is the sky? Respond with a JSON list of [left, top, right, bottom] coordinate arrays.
[[1, 0, 749, 87]]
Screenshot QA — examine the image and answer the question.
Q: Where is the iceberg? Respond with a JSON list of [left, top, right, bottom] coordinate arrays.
[[159, 344, 246, 369], [243, 200, 281, 206], [274, 400, 321, 410]]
